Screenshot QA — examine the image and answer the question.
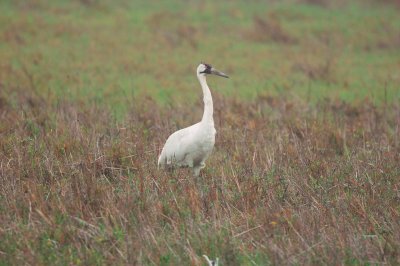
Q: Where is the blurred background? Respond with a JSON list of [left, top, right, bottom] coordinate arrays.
[[1, 0, 399, 118]]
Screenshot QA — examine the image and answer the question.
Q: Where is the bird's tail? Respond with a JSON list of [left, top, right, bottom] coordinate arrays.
[[157, 154, 163, 169]]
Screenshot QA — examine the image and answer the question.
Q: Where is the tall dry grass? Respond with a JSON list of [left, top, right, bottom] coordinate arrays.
[[0, 84, 399, 265]]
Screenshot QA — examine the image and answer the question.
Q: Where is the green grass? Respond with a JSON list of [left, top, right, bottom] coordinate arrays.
[[1, 0, 399, 120], [0, 0, 400, 265]]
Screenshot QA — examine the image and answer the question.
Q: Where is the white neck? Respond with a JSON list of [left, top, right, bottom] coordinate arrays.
[[197, 74, 214, 124]]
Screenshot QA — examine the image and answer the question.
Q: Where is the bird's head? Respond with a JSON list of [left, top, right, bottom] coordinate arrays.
[[203, 255, 219, 266], [197, 62, 229, 78]]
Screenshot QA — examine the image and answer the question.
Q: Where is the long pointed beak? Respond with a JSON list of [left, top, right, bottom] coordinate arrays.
[[210, 68, 229, 78]]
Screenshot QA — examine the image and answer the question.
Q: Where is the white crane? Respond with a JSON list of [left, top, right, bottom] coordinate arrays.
[[158, 62, 229, 176]]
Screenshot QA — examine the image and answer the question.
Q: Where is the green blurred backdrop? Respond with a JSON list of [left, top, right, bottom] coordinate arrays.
[[1, 0, 399, 118]]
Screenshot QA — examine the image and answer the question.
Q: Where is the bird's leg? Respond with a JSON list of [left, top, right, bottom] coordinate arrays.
[[193, 167, 201, 177], [193, 162, 206, 177], [193, 162, 208, 201]]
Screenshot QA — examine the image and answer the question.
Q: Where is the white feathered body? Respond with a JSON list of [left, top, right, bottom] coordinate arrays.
[[158, 121, 216, 170]]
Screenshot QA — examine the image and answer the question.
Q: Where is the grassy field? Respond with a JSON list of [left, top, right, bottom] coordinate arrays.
[[1, 0, 400, 265]]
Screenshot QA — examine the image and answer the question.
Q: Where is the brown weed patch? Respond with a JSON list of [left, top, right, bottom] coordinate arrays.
[[244, 15, 297, 44], [0, 84, 399, 265]]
